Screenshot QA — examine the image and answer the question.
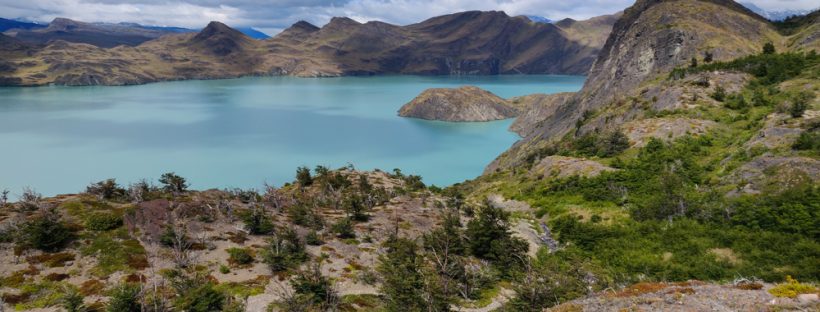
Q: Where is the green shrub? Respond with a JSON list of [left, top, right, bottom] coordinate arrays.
[[466, 204, 528, 275], [20, 209, 72, 252], [107, 283, 141, 312], [789, 90, 815, 118], [711, 85, 726, 102], [85, 212, 122, 231], [227, 248, 254, 266], [174, 283, 225, 312], [262, 227, 308, 272], [331, 218, 356, 239], [86, 179, 126, 200], [793, 130, 820, 151], [159, 172, 188, 194], [242, 208, 274, 235], [296, 166, 313, 187]]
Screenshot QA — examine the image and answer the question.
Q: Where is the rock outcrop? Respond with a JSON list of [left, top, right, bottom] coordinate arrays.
[[398, 86, 518, 122]]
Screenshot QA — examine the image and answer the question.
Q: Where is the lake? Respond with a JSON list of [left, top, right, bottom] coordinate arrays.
[[0, 75, 585, 196]]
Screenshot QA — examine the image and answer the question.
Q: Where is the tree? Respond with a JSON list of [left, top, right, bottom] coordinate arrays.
[[107, 284, 141, 312], [296, 166, 313, 187], [262, 227, 308, 272], [763, 42, 776, 54], [331, 218, 355, 239], [242, 206, 274, 235], [465, 204, 528, 274], [789, 91, 815, 118], [174, 284, 225, 312], [159, 172, 187, 195], [378, 237, 427, 311], [86, 179, 126, 200], [690, 56, 698, 68], [290, 262, 338, 309], [20, 208, 71, 251], [61, 288, 86, 312], [711, 85, 726, 102], [423, 212, 466, 300], [704, 51, 714, 63]]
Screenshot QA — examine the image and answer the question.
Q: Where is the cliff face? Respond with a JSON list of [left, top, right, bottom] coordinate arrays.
[[487, 0, 790, 172], [0, 11, 618, 86], [398, 86, 519, 122]]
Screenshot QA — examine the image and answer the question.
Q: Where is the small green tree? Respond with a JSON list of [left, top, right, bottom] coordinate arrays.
[[378, 237, 427, 311], [62, 288, 86, 312], [296, 166, 313, 187], [174, 283, 225, 312], [711, 85, 726, 102], [465, 204, 528, 274], [331, 218, 356, 239], [690, 56, 698, 68], [242, 207, 274, 235], [159, 172, 188, 195], [789, 91, 815, 118], [107, 284, 141, 312], [291, 262, 338, 308], [86, 179, 126, 200], [20, 209, 71, 251], [262, 227, 308, 272], [763, 42, 776, 54], [704, 51, 714, 63]]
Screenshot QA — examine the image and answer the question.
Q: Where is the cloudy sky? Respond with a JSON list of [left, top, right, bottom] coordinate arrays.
[[0, 0, 817, 35]]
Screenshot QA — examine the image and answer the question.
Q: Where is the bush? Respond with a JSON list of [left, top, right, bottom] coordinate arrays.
[[789, 91, 815, 118], [174, 283, 225, 312], [107, 284, 141, 312], [61, 289, 85, 312], [262, 227, 308, 272], [768, 276, 817, 298], [226, 248, 254, 266], [20, 209, 72, 252], [296, 166, 313, 187], [793, 130, 820, 151], [465, 204, 528, 274], [85, 212, 123, 231], [711, 85, 726, 102], [241, 208, 274, 235], [331, 218, 356, 239], [290, 263, 338, 308]]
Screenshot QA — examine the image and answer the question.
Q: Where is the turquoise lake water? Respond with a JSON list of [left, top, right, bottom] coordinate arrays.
[[0, 75, 585, 195]]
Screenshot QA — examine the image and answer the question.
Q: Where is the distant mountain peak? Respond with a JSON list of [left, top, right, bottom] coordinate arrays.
[[524, 15, 552, 24], [740, 2, 816, 21], [291, 21, 319, 32], [190, 21, 252, 56]]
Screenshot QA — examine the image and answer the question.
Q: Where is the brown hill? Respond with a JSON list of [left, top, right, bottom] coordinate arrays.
[[9, 18, 175, 48], [0, 11, 618, 86], [398, 86, 519, 121]]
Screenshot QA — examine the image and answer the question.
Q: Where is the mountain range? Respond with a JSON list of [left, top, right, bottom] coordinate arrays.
[[740, 2, 817, 21], [0, 11, 619, 86]]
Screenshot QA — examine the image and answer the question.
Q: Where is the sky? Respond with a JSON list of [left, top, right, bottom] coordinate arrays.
[[0, 0, 817, 35]]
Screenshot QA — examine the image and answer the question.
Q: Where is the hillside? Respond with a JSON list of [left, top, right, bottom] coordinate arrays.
[[0, 11, 618, 86]]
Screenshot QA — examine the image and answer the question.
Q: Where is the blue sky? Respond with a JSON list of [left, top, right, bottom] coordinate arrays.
[[0, 0, 816, 35]]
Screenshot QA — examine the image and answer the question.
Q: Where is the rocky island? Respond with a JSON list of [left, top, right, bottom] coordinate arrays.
[[398, 86, 520, 122]]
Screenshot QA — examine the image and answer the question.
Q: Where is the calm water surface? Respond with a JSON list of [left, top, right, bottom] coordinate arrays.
[[0, 75, 584, 195]]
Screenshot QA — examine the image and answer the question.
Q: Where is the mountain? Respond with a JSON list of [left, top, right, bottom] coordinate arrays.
[[524, 15, 552, 23], [236, 27, 270, 39], [488, 0, 790, 171], [0, 11, 619, 86], [741, 2, 816, 21], [9, 17, 178, 48], [0, 17, 45, 32]]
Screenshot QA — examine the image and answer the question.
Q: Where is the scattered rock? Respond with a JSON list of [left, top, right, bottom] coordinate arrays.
[[622, 117, 716, 147]]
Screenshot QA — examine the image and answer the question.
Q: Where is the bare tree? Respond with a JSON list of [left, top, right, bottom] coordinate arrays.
[[18, 187, 42, 211], [169, 224, 195, 268]]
